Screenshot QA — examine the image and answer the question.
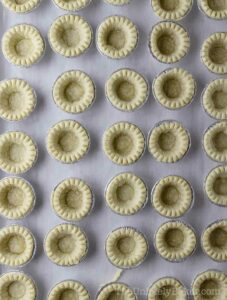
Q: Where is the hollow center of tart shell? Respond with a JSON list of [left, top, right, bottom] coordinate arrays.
[[213, 176, 227, 195], [159, 0, 179, 11], [116, 183, 134, 203], [157, 33, 176, 55], [5, 187, 24, 208], [117, 236, 136, 255], [116, 80, 135, 102], [161, 185, 180, 206], [7, 235, 26, 254], [164, 228, 184, 248], [157, 285, 177, 300], [106, 291, 124, 300], [107, 29, 126, 50], [63, 188, 83, 209], [4, 92, 24, 112], [60, 289, 78, 300], [15, 0, 28, 4], [209, 42, 227, 65], [207, 0, 227, 11], [163, 78, 181, 99], [158, 131, 176, 151], [15, 38, 34, 57], [212, 131, 227, 151], [113, 134, 133, 156], [212, 90, 227, 110], [61, 28, 80, 48], [58, 131, 78, 153], [199, 279, 220, 299], [64, 81, 84, 103], [4, 142, 26, 163], [8, 281, 26, 298], [58, 235, 75, 254], [210, 227, 227, 249]]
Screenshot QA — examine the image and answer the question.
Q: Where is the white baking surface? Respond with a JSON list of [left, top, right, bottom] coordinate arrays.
[[0, 0, 226, 299]]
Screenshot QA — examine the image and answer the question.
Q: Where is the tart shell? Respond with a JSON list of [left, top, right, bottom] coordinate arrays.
[[52, 0, 92, 11], [96, 282, 137, 300], [199, 0, 227, 20], [1, 0, 41, 13], [104, 0, 131, 5]]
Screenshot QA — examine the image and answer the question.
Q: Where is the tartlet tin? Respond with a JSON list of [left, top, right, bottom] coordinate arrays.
[[95, 282, 138, 300]]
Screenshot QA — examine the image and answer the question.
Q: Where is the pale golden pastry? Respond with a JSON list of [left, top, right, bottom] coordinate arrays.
[[105, 172, 147, 215], [2, 24, 45, 67], [97, 16, 138, 59], [1, 0, 40, 13], [0, 131, 37, 174], [148, 277, 188, 300], [44, 223, 88, 266], [192, 270, 227, 300], [46, 120, 90, 164], [104, 0, 131, 5], [0, 225, 35, 267], [48, 280, 90, 300], [0, 177, 35, 220], [96, 282, 136, 300], [51, 178, 93, 221], [205, 165, 227, 206], [203, 121, 227, 162], [201, 33, 227, 74], [105, 227, 148, 269], [149, 22, 190, 64], [103, 122, 145, 165], [53, 0, 92, 11], [153, 68, 196, 110], [49, 14, 93, 57], [203, 79, 227, 120], [106, 68, 149, 112], [0, 272, 36, 300], [155, 221, 196, 262], [202, 220, 227, 262], [152, 175, 193, 218], [148, 121, 190, 163], [0, 79, 36, 121], [151, 0, 193, 20], [53, 70, 95, 114], [199, 0, 227, 19]]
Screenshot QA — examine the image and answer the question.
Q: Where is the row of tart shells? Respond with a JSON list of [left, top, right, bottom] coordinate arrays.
[[2, 16, 227, 74], [0, 220, 226, 271], [1, 269, 226, 300], [3, 0, 227, 21]]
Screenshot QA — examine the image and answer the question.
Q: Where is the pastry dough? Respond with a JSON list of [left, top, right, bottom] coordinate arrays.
[[106, 68, 149, 111], [205, 165, 227, 206], [149, 22, 190, 64], [152, 175, 193, 218], [2, 24, 45, 67], [148, 121, 190, 163], [103, 122, 145, 165], [105, 227, 148, 268], [148, 277, 188, 300], [155, 221, 196, 262], [151, 0, 193, 20], [203, 79, 227, 120], [0, 272, 36, 300], [46, 120, 90, 164], [203, 121, 227, 162], [1, 0, 40, 13], [201, 33, 227, 74], [192, 270, 227, 300], [153, 68, 196, 110], [199, 0, 227, 19], [0, 177, 35, 220], [44, 223, 88, 266], [0, 225, 35, 267], [51, 178, 93, 221], [105, 172, 148, 215], [0, 131, 37, 174], [49, 14, 92, 57], [0, 79, 36, 121], [97, 16, 138, 59], [202, 220, 227, 262], [53, 0, 92, 11], [104, 0, 131, 5], [96, 282, 136, 300], [53, 70, 95, 114], [48, 280, 89, 300]]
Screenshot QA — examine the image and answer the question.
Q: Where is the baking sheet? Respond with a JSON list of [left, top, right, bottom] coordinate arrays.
[[0, 0, 226, 299]]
